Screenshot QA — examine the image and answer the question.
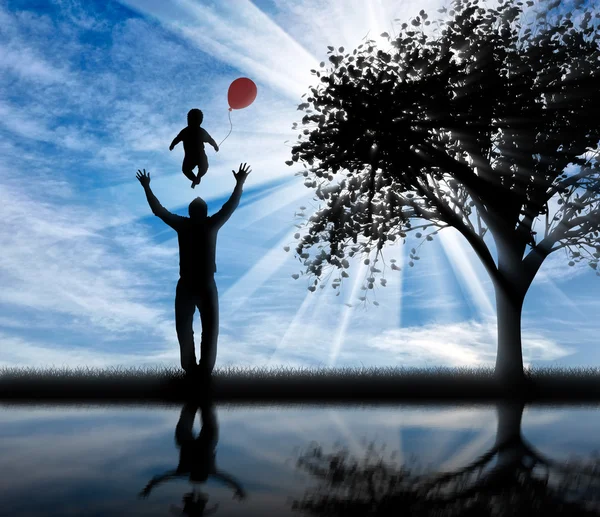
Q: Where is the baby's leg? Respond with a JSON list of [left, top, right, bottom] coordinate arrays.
[[182, 157, 198, 187], [192, 155, 208, 188], [197, 154, 209, 180]]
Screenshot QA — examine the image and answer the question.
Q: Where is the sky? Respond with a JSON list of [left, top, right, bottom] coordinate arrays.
[[1, 0, 599, 372]]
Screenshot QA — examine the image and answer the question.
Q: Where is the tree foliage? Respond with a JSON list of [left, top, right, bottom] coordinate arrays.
[[285, 0, 600, 305]]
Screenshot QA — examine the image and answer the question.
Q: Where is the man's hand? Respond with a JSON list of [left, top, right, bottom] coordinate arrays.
[[214, 144, 219, 152], [136, 169, 151, 188], [232, 163, 251, 184], [169, 144, 174, 151]]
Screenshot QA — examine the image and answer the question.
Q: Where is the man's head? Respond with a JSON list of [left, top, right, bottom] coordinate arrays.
[[187, 108, 203, 127], [189, 197, 207, 220]]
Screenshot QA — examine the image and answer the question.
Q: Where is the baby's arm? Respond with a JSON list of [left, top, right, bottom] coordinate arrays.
[[204, 129, 219, 152], [169, 130, 184, 151]]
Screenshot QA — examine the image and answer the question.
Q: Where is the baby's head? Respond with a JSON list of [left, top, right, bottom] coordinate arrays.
[[187, 108, 203, 127], [189, 197, 207, 220]]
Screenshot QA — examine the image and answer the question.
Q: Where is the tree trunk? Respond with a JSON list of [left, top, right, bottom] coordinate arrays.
[[494, 401, 525, 457], [490, 402, 527, 481], [494, 283, 527, 387]]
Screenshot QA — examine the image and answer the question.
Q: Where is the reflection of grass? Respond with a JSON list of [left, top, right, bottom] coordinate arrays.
[[2, 366, 600, 403]]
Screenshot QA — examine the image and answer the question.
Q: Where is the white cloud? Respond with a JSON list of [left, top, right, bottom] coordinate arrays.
[[370, 319, 572, 368]]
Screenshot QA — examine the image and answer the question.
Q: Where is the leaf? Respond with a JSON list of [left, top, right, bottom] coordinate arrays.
[[415, 233, 422, 238], [292, 274, 300, 279], [409, 261, 414, 267], [345, 303, 353, 308], [380, 32, 389, 38], [373, 301, 380, 306], [284, 246, 290, 252]]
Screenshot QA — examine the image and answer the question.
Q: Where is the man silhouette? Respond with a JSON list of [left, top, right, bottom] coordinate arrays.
[[136, 163, 251, 376], [139, 399, 247, 512]]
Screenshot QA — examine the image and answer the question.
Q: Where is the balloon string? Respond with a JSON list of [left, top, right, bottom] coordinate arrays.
[[218, 110, 233, 147]]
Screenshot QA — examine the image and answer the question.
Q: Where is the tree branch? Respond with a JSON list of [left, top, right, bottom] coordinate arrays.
[[411, 174, 500, 284]]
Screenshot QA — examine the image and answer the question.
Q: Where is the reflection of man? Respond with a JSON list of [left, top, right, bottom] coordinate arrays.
[[139, 400, 246, 515], [136, 164, 251, 376]]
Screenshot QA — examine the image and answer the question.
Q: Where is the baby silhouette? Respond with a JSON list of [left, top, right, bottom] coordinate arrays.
[[170, 109, 219, 189]]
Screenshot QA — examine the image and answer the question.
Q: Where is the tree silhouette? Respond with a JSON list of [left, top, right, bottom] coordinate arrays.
[[290, 402, 600, 516], [285, 0, 600, 383]]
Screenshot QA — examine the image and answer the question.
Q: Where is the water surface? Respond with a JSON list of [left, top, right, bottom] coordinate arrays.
[[1, 403, 599, 516]]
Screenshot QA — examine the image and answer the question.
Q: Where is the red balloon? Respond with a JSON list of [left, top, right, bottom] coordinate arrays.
[[227, 78, 257, 111]]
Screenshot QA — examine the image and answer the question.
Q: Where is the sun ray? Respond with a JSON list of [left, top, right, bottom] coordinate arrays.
[[266, 269, 340, 367], [535, 272, 586, 317], [390, 242, 406, 329], [420, 240, 459, 324], [437, 419, 498, 471], [265, 289, 316, 367], [327, 409, 366, 459], [118, 0, 320, 100], [237, 181, 310, 229], [328, 260, 370, 366], [220, 230, 298, 314], [437, 228, 495, 320]]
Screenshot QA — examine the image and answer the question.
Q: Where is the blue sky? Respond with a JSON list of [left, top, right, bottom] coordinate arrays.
[[0, 0, 599, 371]]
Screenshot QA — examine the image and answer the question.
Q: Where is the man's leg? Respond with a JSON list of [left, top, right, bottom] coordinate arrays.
[[197, 276, 219, 377], [175, 279, 197, 373], [175, 402, 198, 446]]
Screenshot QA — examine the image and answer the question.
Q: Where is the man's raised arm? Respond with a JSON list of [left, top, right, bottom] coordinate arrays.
[[136, 169, 183, 230], [138, 469, 181, 498], [211, 163, 251, 229]]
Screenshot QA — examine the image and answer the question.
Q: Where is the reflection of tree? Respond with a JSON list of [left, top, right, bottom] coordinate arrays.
[[290, 403, 600, 516]]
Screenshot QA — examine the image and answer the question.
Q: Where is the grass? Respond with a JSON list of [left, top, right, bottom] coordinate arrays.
[[2, 365, 600, 404]]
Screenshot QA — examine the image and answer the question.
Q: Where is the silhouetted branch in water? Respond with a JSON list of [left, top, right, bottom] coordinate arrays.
[[290, 402, 600, 516]]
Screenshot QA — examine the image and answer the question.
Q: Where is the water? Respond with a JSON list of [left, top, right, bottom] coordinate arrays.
[[1, 403, 600, 516]]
